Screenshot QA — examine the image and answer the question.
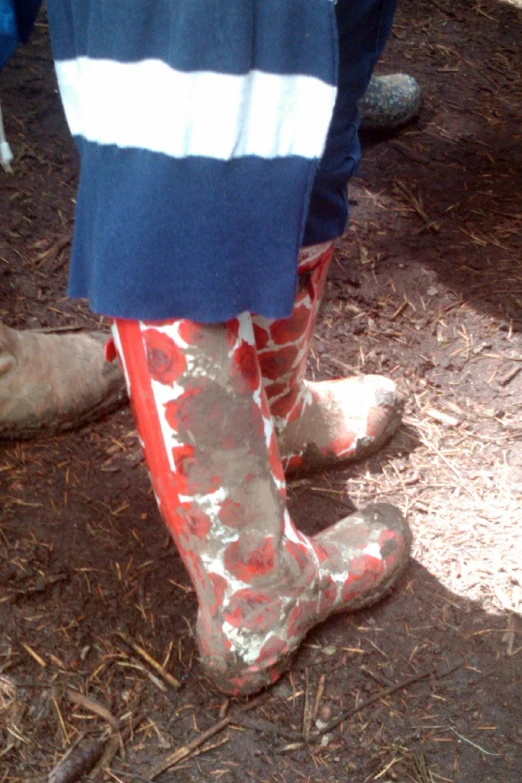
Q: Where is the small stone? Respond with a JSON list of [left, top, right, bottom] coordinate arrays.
[[322, 645, 338, 656], [318, 704, 332, 721]]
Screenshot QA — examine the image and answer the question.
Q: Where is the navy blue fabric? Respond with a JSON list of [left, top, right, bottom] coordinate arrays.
[[48, 0, 336, 80], [70, 149, 313, 321], [304, 0, 399, 245], [14, 0, 41, 41], [46, 0, 398, 323], [0, 0, 19, 70], [0, 0, 42, 70]]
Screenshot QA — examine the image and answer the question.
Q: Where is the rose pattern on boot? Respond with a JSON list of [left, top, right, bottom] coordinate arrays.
[[113, 314, 411, 695], [253, 242, 404, 474]]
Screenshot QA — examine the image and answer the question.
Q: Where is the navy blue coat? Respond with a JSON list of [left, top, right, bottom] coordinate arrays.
[[47, 0, 339, 322], [46, 0, 397, 322]]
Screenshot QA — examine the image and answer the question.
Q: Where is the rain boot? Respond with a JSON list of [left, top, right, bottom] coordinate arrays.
[[112, 314, 411, 695], [0, 322, 126, 439], [253, 243, 403, 474]]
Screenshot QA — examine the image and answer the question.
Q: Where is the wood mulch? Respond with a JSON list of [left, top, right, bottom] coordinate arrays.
[[1, 1, 521, 781]]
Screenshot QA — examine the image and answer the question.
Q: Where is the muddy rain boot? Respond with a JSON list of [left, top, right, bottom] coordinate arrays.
[[252, 243, 403, 474], [112, 314, 411, 695], [0, 322, 127, 439]]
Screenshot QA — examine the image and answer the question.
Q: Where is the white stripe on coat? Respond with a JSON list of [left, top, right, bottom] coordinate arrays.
[[54, 57, 337, 161]]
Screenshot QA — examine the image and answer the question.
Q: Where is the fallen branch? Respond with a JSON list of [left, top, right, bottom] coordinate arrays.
[[48, 737, 104, 783], [312, 664, 461, 738], [146, 692, 268, 779], [61, 687, 120, 731]]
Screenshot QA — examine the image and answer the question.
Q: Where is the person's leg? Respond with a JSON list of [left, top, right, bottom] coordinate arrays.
[[0, 322, 126, 438], [252, 1, 402, 474], [113, 314, 411, 694], [252, 243, 402, 474], [304, 0, 399, 245]]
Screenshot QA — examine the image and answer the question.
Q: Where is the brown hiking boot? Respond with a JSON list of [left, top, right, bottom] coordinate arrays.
[[0, 322, 127, 439]]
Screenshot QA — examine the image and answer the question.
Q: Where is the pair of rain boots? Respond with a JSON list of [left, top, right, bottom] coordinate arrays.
[[112, 242, 411, 695]]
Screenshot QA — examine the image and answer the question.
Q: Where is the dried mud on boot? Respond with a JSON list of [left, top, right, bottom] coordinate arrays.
[[1, 1, 522, 781]]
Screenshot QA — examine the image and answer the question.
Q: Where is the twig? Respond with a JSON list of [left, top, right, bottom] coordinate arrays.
[[146, 692, 268, 779], [311, 673, 326, 726], [449, 727, 499, 756], [88, 711, 146, 781], [31, 325, 89, 334], [116, 633, 180, 689], [302, 668, 314, 741], [360, 664, 394, 688], [61, 687, 120, 731], [48, 737, 105, 783], [408, 428, 480, 503], [312, 664, 461, 737]]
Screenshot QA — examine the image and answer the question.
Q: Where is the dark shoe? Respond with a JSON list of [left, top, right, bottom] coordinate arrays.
[[359, 74, 422, 132]]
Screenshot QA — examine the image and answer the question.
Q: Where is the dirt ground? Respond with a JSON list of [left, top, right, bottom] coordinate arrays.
[[1, 1, 521, 781]]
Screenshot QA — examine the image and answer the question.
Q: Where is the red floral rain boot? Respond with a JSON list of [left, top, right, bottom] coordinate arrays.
[[253, 242, 403, 474], [112, 314, 411, 695]]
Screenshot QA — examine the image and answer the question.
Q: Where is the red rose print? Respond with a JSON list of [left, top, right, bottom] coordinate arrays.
[[313, 541, 331, 565], [263, 381, 287, 400], [218, 494, 271, 530], [269, 388, 299, 420], [253, 322, 270, 350], [172, 443, 197, 480], [184, 507, 212, 540], [324, 433, 355, 460], [224, 536, 275, 583], [267, 433, 285, 484], [104, 337, 118, 363], [142, 318, 180, 327], [163, 386, 202, 433], [285, 396, 306, 425], [257, 635, 288, 664], [224, 401, 265, 446], [284, 539, 311, 574], [218, 497, 244, 529], [225, 318, 240, 347], [258, 345, 299, 381], [171, 443, 221, 496], [267, 305, 310, 346], [142, 329, 186, 386], [287, 599, 315, 639], [283, 454, 303, 474], [230, 340, 260, 393], [224, 588, 282, 630], [340, 555, 384, 602], [177, 320, 206, 346]]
